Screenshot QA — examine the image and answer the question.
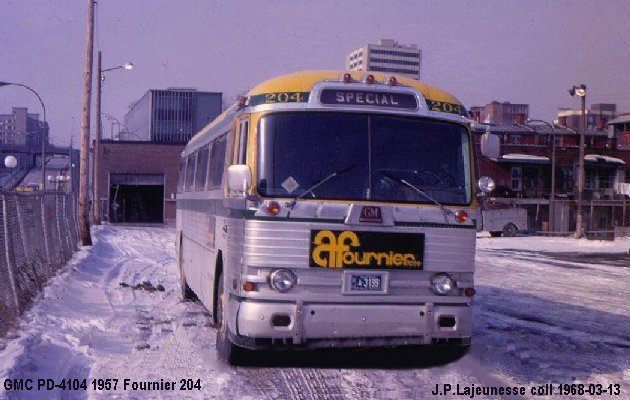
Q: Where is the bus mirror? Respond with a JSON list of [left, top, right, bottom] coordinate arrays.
[[227, 165, 252, 194]]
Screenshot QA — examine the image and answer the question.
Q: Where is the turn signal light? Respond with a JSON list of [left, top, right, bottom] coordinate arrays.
[[464, 288, 476, 297], [455, 210, 468, 223], [243, 281, 256, 292], [265, 201, 281, 216]]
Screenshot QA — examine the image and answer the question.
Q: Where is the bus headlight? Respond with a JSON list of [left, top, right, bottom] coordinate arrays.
[[269, 269, 297, 292], [430, 273, 456, 295], [478, 176, 496, 193]]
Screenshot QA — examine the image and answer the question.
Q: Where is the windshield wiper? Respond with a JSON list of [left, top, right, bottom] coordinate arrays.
[[380, 171, 453, 222], [286, 165, 356, 211]]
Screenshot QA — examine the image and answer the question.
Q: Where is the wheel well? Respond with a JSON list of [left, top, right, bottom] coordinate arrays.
[[212, 250, 223, 325]]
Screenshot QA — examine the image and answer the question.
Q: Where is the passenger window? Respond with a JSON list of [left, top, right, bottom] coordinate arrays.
[[237, 119, 249, 164], [195, 145, 210, 191], [185, 153, 196, 192], [177, 159, 186, 193], [208, 135, 227, 187]]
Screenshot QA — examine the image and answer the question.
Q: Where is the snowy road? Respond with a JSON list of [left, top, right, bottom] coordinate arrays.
[[0, 226, 629, 399]]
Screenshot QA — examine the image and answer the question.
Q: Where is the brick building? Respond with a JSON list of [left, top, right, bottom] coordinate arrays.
[[469, 101, 529, 124], [474, 120, 629, 235], [97, 88, 222, 225]]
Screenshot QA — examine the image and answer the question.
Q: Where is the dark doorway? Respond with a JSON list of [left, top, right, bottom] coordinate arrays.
[[109, 173, 164, 223], [110, 184, 164, 223]]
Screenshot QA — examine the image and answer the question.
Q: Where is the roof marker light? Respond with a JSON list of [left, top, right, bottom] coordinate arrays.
[[387, 76, 397, 86], [364, 74, 375, 84], [342, 73, 353, 83], [238, 96, 248, 108]]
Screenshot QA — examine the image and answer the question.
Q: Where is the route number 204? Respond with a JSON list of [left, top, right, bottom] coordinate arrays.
[[180, 379, 202, 390]]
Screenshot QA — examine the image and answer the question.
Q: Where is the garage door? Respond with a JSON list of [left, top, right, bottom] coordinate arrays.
[[110, 174, 164, 223]]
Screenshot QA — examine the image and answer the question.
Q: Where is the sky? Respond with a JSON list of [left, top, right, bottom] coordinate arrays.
[[2, 0, 630, 146]]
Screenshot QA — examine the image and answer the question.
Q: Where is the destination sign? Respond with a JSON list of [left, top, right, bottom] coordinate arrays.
[[320, 89, 418, 110]]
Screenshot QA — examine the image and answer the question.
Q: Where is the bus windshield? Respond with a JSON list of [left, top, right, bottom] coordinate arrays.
[[258, 112, 472, 205]]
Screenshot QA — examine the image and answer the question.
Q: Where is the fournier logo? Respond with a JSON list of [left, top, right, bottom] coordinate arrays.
[[311, 230, 422, 269]]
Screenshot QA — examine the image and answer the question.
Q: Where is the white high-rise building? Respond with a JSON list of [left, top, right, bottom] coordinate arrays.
[[346, 39, 422, 80]]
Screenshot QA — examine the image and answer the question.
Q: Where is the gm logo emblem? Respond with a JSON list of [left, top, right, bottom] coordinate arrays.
[[359, 206, 382, 223]]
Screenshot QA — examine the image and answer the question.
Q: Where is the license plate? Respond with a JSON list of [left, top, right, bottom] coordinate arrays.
[[344, 272, 388, 294], [351, 274, 382, 291]]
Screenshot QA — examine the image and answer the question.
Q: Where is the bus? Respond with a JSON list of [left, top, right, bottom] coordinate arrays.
[[176, 70, 493, 364]]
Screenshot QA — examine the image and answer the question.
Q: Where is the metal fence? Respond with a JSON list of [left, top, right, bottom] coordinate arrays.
[[0, 191, 79, 337]]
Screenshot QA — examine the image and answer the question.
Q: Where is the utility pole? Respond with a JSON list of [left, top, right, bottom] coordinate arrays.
[[527, 119, 557, 233], [79, 0, 94, 246], [93, 52, 133, 225], [94, 51, 102, 225], [570, 84, 587, 239]]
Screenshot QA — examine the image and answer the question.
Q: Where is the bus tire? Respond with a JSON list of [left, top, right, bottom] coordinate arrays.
[[502, 223, 518, 237], [178, 239, 196, 301], [215, 272, 243, 365], [440, 344, 470, 363]]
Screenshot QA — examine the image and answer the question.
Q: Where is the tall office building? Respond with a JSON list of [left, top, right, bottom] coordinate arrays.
[[346, 39, 422, 80], [0, 107, 46, 146], [123, 88, 222, 143]]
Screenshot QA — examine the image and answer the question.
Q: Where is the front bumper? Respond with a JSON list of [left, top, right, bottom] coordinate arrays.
[[230, 298, 472, 350]]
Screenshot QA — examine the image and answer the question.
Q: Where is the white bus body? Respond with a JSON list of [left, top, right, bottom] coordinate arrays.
[[176, 71, 483, 364]]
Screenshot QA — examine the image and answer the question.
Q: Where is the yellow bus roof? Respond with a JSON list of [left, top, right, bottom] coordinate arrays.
[[247, 70, 463, 106], [187, 70, 466, 150]]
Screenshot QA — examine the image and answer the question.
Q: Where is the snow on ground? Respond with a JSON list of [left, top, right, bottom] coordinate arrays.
[[473, 233, 630, 399], [0, 226, 628, 399]]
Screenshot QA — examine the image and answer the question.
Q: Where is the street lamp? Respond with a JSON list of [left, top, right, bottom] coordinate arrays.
[[527, 119, 557, 233], [94, 51, 133, 224], [569, 84, 586, 239], [47, 174, 70, 191], [0, 81, 47, 190], [4, 155, 17, 169], [101, 112, 130, 139], [4, 155, 18, 190]]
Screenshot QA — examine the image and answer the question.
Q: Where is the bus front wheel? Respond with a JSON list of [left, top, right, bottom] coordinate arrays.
[[216, 273, 244, 365]]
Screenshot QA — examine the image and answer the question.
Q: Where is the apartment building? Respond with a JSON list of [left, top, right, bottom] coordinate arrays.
[[346, 39, 422, 80]]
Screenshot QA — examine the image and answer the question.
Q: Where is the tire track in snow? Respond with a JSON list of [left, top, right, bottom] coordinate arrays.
[[280, 368, 344, 400]]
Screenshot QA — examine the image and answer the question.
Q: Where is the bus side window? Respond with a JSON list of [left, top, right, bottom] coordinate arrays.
[[177, 159, 186, 193], [195, 145, 210, 191], [237, 119, 249, 164], [208, 135, 227, 188], [185, 153, 197, 192]]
